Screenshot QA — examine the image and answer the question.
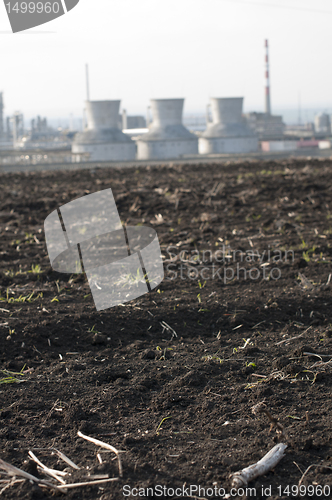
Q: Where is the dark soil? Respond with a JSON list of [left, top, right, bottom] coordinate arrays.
[[1, 158, 332, 500]]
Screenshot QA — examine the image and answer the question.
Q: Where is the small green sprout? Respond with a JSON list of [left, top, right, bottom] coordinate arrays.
[[156, 416, 172, 435]]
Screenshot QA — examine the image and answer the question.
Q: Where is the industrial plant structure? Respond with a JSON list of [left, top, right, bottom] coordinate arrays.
[[244, 40, 285, 139], [136, 98, 198, 160], [72, 100, 136, 161], [314, 113, 331, 135], [199, 97, 258, 154], [0, 92, 3, 139]]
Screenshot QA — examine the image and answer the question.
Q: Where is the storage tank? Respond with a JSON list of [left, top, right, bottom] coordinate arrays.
[[199, 98, 258, 154], [314, 113, 331, 135], [72, 100, 136, 161], [136, 99, 198, 160]]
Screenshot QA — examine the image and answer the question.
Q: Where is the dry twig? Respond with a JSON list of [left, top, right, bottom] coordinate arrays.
[[276, 326, 311, 346], [230, 443, 287, 488], [56, 477, 119, 490], [252, 401, 285, 440], [77, 430, 123, 477], [0, 459, 63, 492], [28, 451, 67, 485]]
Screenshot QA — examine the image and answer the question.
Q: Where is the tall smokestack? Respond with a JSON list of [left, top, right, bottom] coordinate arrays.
[[264, 39, 271, 115], [0, 92, 3, 138], [85, 64, 90, 101]]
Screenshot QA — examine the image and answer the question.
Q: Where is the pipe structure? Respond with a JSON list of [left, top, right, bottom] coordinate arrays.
[[85, 64, 90, 101], [264, 40, 271, 115], [72, 100, 136, 162], [0, 92, 3, 138], [137, 98, 198, 160], [122, 109, 127, 130], [146, 106, 151, 127], [199, 97, 258, 154], [205, 103, 211, 125]]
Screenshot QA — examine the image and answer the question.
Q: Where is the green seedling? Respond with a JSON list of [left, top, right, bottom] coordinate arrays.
[[115, 268, 145, 287], [156, 416, 172, 435], [0, 290, 43, 304], [0, 366, 26, 385], [88, 324, 101, 334], [28, 264, 42, 274], [202, 353, 223, 363], [302, 251, 311, 263], [156, 346, 173, 360], [4, 269, 16, 278], [10, 239, 22, 246], [302, 245, 317, 263], [55, 280, 62, 294]]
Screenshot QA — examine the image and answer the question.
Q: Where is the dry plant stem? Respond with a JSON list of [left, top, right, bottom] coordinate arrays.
[[251, 402, 285, 440], [77, 431, 123, 477], [28, 451, 67, 484], [52, 448, 80, 470], [56, 477, 119, 489], [264, 410, 285, 438], [41, 399, 59, 426], [0, 459, 63, 492], [31, 447, 80, 470], [0, 479, 24, 496], [276, 326, 311, 345], [230, 443, 287, 488], [298, 463, 332, 486]]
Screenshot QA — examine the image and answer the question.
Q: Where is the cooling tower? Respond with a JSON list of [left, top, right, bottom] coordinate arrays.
[[199, 98, 258, 154], [137, 99, 198, 160], [72, 100, 136, 161]]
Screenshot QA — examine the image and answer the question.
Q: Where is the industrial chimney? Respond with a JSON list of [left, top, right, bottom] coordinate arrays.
[[0, 92, 3, 139], [264, 39, 271, 115]]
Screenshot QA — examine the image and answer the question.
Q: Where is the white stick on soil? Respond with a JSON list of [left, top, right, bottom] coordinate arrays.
[[56, 477, 119, 489], [0, 459, 63, 492], [51, 448, 80, 470], [77, 431, 123, 477], [230, 443, 287, 488], [28, 451, 67, 484]]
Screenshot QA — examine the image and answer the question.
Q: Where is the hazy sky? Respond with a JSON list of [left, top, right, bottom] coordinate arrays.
[[1, 0, 332, 121]]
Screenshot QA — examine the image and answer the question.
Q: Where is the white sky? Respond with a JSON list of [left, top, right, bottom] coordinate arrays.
[[1, 0, 332, 121]]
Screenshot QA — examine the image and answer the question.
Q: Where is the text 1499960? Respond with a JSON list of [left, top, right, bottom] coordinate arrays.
[[5, 1, 61, 14]]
